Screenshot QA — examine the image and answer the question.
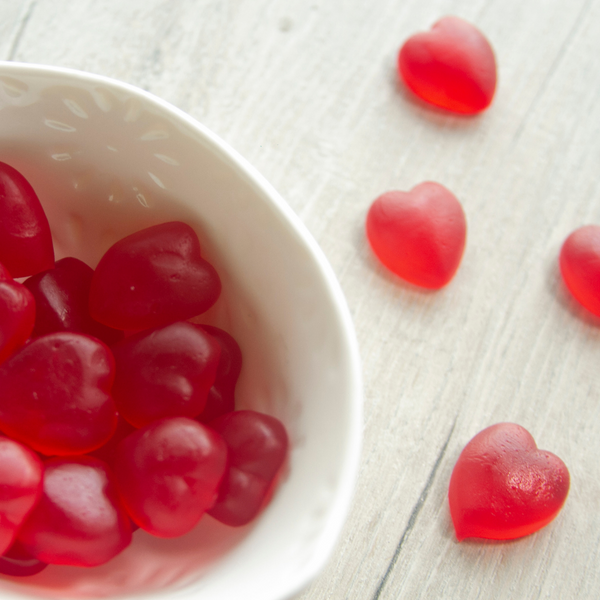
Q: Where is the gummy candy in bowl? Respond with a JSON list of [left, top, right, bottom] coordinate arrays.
[[0, 62, 362, 600]]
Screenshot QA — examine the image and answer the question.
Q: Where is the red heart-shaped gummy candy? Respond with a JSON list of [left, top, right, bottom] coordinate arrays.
[[111, 321, 221, 428], [398, 16, 497, 114], [0, 437, 43, 555], [208, 410, 288, 527], [366, 182, 466, 288], [114, 417, 227, 537], [0, 162, 54, 277], [89, 221, 221, 331], [559, 225, 600, 317], [0, 280, 35, 365], [24, 257, 123, 345], [448, 423, 570, 541], [0, 332, 117, 456], [17, 457, 132, 567]]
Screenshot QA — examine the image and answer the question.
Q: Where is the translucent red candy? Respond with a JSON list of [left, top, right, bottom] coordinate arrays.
[[0, 332, 117, 456], [89, 221, 221, 331], [398, 16, 497, 114], [0, 540, 47, 577], [208, 411, 288, 527], [111, 321, 221, 428], [0, 278, 35, 365], [559, 225, 600, 317], [0, 162, 54, 277], [17, 457, 132, 567], [24, 257, 123, 345], [114, 417, 227, 537], [0, 158, 289, 567], [448, 423, 570, 541], [196, 325, 243, 423], [366, 182, 466, 288], [0, 437, 43, 555]]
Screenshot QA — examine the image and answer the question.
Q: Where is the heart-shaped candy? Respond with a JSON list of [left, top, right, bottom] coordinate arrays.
[[208, 410, 288, 527], [366, 182, 466, 288], [111, 321, 221, 428], [24, 257, 123, 345], [114, 417, 227, 537], [0, 162, 54, 277], [398, 16, 497, 114], [0, 332, 117, 456], [559, 225, 600, 317], [17, 457, 132, 567], [89, 221, 221, 331], [0, 280, 35, 365], [448, 423, 570, 541]]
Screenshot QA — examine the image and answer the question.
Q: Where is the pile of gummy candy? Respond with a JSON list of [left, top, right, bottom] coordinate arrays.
[[0, 162, 288, 575]]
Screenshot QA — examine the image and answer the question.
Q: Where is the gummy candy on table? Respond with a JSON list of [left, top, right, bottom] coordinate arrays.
[[114, 417, 227, 537], [448, 423, 570, 541], [111, 321, 221, 428], [559, 225, 600, 318], [89, 221, 221, 331], [17, 457, 132, 567], [24, 257, 123, 345], [195, 325, 243, 423], [0, 332, 117, 456], [398, 16, 497, 114], [0, 162, 54, 278], [366, 182, 466, 289], [208, 410, 288, 527]]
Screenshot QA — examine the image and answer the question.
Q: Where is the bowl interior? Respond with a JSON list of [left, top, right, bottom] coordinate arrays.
[[0, 64, 361, 600]]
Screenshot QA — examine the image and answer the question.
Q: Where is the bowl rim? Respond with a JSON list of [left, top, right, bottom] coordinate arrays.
[[0, 61, 363, 599]]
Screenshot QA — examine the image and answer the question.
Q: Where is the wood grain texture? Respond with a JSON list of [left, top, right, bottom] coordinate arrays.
[[3, 0, 600, 597]]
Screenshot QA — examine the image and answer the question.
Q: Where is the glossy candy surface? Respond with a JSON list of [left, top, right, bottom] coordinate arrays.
[[89, 222, 221, 331], [114, 417, 227, 537], [24, 257, 123, 345], [448, 423, 570, 541], [366, 182, 466, 288], [0, 279, 35, 365], [559, 225, 600, 317], [111, 321, 221, 428], [398, 16, 497, 114], [208, 411, 288, 527], [0, 332, 117, 455], [0, 437, 43, 555], [17, 457, 132, 567], [196, 325, 243, 423], [0, 162, 54, 277]]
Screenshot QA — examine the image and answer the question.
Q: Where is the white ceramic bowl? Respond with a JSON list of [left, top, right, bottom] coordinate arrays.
[[0, 62, 362, 599]]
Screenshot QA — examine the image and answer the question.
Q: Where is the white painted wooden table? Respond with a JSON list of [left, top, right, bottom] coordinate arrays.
[[2, 1, 600, 598]]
